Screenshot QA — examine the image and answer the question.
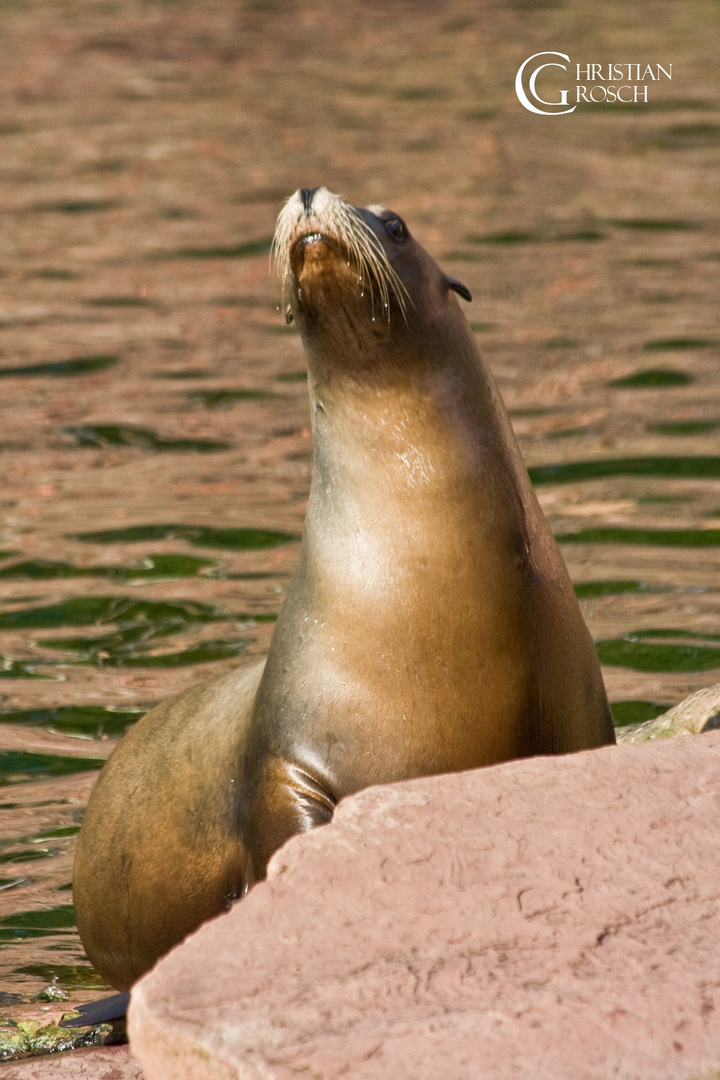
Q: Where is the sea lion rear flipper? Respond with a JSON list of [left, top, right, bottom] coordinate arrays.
[[60, 990, 130, 1028]]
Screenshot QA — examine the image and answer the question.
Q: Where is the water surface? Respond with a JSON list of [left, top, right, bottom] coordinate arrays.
[[0, 0, 716, 1030]]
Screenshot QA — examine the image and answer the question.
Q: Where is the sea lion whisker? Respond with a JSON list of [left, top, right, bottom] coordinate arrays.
[[347, 220, 410, 322], [331, 210, 379, 309], [349, 207, 409, 316]]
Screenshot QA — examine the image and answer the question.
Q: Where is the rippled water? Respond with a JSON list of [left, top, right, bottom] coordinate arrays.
[[0, 0, 717, 1035]]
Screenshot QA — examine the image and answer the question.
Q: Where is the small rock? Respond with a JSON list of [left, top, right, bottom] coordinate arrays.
[[36, 986, 69, 1004], [1, 1045, 143, 1078], [617, 682, 720, 743]]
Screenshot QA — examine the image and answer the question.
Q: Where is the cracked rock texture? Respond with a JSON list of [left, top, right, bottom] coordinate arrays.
[[130, 734, 720, 1080]]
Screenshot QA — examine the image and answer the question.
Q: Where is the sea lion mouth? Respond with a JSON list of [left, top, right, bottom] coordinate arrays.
[[295, 232, 332, 247], [272, 187, 408, 321], [291, 231, 340, 257], [289, 231, 345, 280]]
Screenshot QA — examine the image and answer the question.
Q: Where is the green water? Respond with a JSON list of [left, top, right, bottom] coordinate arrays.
[[573, 580, 658, 598], [0, 356, 119, 378], [0, 754, 104, 787], [608, 368, 693, 388], [560, 528, 720, 546], [30, 200, 122, 214], [610, 701, 668, 726], [465, 231, 537, 244], [85, 297, 156, 308], [598, 631, 720, 673], [151, 368, 212, 379], [0, 907, 76, 942], [152, 237, 273, 260], [71, 524, 296, 549], [0, 597, 266, 669], [0, 659, 57, 680], [643, 338, 715, 351], [0, 848, 57, 865], [12, 964, 106, 991], [65, 425, 231, 453], [0, 706, 144, 739], [606, 218, 701, 231], [0, 554, 217, 581], [188, 389, 275, 407], [0, 597, 221, 630], [276, 370, 308, 382], [654, 421, 719, 435], [529, 457, 720, 485]]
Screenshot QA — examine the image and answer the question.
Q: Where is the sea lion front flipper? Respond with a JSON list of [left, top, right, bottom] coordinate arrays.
[[246, 759, 336, 881]]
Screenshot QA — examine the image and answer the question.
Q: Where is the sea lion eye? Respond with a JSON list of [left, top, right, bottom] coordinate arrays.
[[384, 217, 407, 242]]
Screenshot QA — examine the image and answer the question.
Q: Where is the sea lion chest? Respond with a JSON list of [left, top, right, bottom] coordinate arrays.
[[246, 382, 537, 809]]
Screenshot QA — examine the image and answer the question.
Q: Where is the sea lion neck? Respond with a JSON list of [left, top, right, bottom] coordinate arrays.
[[272, 187, 522, 531]]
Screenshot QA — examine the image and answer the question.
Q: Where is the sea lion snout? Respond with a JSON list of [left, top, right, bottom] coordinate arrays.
[[281, 185, 344, 231], [273, 188, 409, 323]]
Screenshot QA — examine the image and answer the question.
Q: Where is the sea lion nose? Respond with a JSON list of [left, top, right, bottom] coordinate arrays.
[[300, 187, 319, 213]]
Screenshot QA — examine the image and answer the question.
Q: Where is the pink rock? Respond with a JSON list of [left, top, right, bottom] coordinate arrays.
[[130, 734, 720, 1080], [2, 1045, 143, 1079]]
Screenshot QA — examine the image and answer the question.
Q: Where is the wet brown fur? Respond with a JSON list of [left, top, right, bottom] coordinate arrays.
[[74, 188, 615, 990]]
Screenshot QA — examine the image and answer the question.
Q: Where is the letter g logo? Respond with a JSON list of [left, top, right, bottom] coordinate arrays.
[[515, 52, 576, 115]]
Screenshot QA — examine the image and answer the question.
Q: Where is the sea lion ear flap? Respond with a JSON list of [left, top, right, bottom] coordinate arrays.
[[444, 275, 472, 303]]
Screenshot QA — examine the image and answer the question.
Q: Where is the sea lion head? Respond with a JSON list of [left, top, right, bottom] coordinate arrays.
[[272, 187, 472, 382]]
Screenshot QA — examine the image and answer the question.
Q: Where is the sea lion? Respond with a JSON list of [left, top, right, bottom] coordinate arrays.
[[73, 187, 615, 994]]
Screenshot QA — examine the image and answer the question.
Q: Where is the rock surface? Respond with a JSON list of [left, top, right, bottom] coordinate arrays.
[[130, 733, 720, 1080], [2, 1046, 143, 1079]]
